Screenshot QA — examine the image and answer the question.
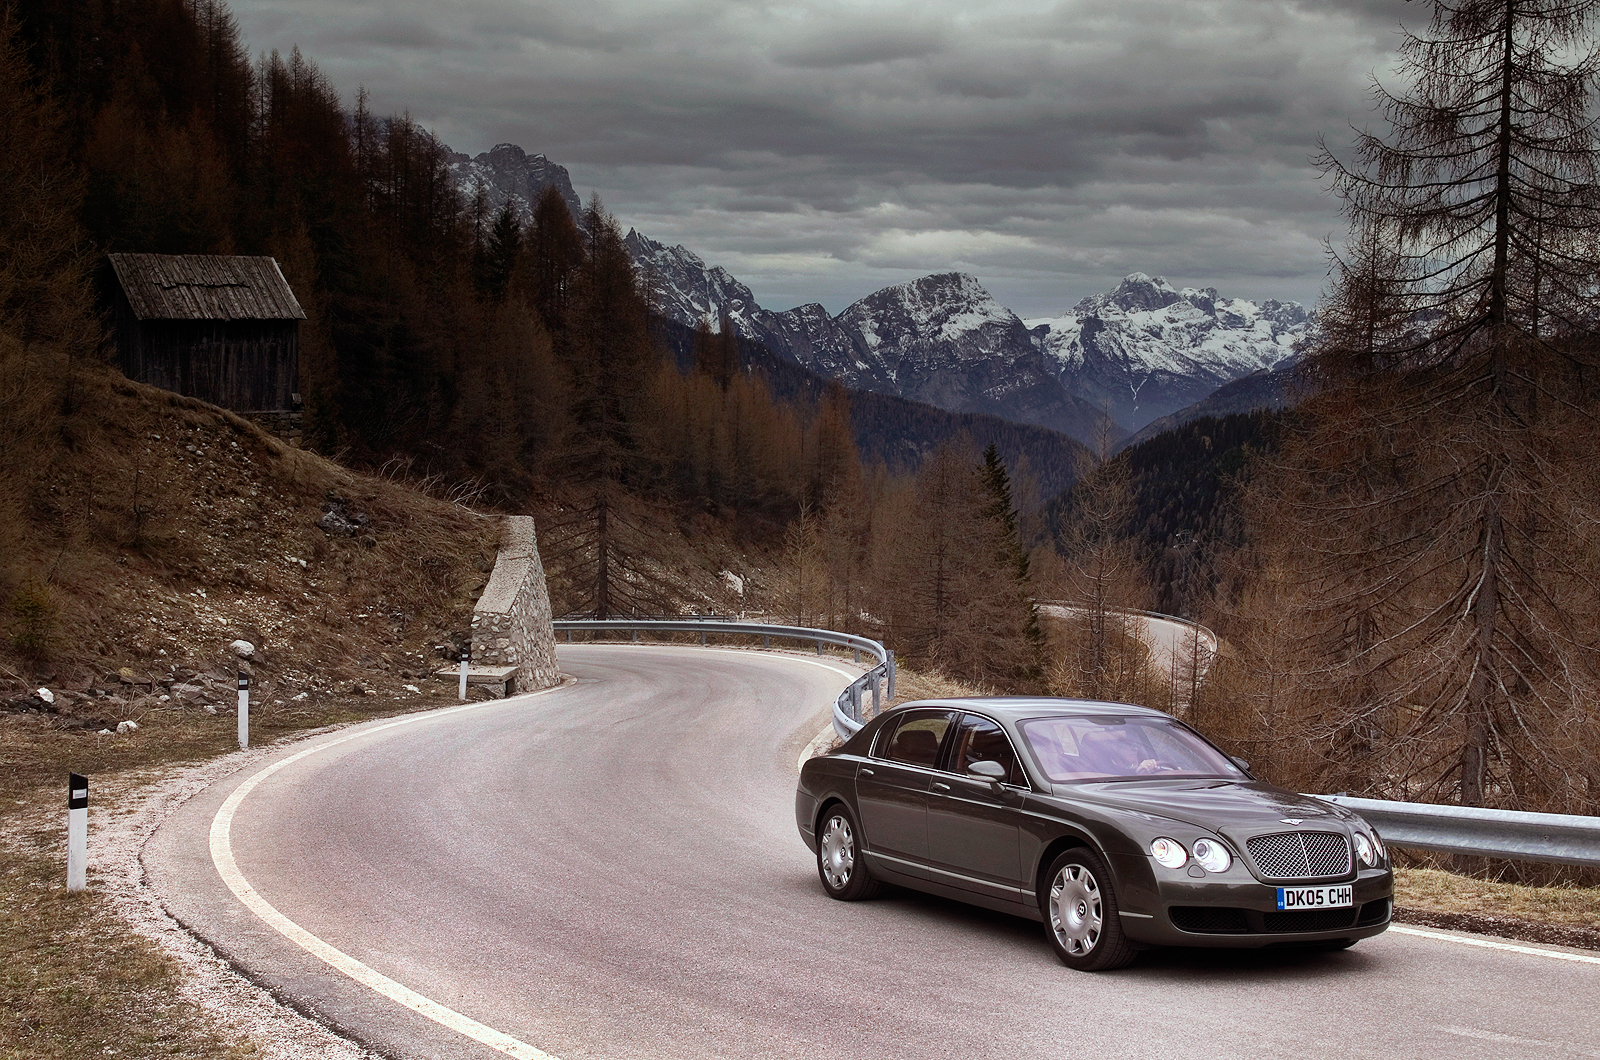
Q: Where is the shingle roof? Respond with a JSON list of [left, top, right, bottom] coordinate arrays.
[[108, 254, 307, 321]]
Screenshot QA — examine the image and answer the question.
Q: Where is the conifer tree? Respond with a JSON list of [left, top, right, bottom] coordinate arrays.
[[1273, 0, 1600, 807]]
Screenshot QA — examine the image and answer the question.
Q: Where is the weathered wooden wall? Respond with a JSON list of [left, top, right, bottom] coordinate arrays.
[[114, 288, 299, 412]]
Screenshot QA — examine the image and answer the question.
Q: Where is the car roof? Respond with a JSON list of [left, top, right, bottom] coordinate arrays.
[[887, 697, 1170, 723]]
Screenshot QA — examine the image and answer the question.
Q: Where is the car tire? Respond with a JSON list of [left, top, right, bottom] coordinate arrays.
[[816, 804, 882, 901], [1041, 847, 1137, 971]]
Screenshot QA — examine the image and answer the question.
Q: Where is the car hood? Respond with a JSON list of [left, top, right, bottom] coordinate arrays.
[[1052, 779, 1353, 836]]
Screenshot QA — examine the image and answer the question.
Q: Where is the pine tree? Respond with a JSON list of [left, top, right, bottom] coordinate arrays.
[[1275, 0, 1600, 807]]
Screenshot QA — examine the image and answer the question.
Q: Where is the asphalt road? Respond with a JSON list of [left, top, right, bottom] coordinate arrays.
[[145, 645, 1600, 1060]]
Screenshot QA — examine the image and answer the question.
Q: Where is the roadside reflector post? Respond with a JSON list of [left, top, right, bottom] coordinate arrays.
[[67, 773, 88, 892], [887, 650, 896, 701], [237, 670, 250, 750], [459, 642, 470, 701]]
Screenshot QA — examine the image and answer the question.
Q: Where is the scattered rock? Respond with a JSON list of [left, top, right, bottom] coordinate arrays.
[[117, 720, 139, 734], [229, 639, 256, 659], [203, 706, 217, 715], [36, 687, 54, 705], [318, 496, 371, 537]]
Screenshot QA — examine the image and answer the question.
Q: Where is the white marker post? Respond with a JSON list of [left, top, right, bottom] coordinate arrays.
[[237, 670, 250, 750], [67, 772, 88, 892], [458, 643, 470, 701]]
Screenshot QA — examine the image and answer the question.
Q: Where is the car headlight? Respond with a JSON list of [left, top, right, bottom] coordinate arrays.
[[1150, 837, 1187, 868], [1192, 837, 1232, 873], [1354, 831, 1385, 868]]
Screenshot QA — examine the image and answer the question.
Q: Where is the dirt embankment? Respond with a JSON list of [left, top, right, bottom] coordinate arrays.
[[1, 368, 501, 798]]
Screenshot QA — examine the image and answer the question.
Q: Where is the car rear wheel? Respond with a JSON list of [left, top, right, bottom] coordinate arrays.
[[1042, 848, 1137, 971], [816, 805, 882, 900]]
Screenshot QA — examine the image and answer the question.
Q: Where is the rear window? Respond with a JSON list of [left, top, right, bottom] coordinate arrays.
[[876, 711, 953, 768]]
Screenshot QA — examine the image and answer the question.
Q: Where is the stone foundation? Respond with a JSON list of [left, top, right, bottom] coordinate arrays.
[[470, 516, 559, 693]]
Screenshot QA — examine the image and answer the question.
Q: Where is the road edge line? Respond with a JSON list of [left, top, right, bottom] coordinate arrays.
[[209, 689, 565, 1060], [1390, 924, 1600, 964]]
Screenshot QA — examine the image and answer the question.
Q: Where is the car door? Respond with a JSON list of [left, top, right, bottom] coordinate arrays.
[[925, 712, 1026, 902], [855, 709, 955, 879]]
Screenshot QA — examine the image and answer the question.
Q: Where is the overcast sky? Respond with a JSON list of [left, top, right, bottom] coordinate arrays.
[[228, 0, 1408, 317]]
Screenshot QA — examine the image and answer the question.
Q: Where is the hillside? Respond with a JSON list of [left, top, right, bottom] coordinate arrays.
[[0, 357, 502, 767]]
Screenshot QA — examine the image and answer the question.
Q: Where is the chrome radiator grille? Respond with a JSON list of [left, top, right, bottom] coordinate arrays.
[[1246, 831, 1351, 879]]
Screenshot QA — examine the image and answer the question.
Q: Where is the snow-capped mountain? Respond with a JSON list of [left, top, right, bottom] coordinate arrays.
[[448, 143, 582, 222], [625, 231, 766, 334], [436, 142, 1306, 442], [748, 273, 1114, 443], [1026, 274, 1309, 429]]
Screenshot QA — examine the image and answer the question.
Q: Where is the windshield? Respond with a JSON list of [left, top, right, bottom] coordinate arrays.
[[1017, 715, 1246, 783]]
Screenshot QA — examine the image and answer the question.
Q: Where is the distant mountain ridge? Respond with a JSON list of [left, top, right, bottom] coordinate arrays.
[[1026, 274, 1308, 430], [443, 142, 1308, 445], [447, 143, 582, 222]]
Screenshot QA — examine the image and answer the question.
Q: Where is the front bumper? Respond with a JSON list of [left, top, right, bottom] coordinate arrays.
[[1109, 853, 1394, 948]]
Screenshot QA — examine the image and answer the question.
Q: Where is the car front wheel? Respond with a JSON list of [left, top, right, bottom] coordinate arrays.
[[1042, 848, 1137, 971], [816, 805, 882, 900]]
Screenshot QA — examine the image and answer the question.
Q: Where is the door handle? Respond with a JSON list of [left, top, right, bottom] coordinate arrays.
[[859, 767, 875, 776], [931, 781, 951, 791]]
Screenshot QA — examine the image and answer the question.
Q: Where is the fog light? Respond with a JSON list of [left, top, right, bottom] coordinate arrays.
[[1192, 837, 1231, 873], [1151, 837, 1187, 868]]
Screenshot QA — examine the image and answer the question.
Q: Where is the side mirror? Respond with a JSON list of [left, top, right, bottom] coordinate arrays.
[[967, 760, 1007, 790], [1230, 756, 1252, 775]]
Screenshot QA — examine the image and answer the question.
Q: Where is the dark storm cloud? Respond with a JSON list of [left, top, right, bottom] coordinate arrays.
[[228, 0, 1406, 315]]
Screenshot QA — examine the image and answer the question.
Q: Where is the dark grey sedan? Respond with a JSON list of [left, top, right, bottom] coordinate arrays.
[[795, 697, 1393, 971]]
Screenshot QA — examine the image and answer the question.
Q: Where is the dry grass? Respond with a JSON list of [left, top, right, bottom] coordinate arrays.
[[0, 839, 249, 1060], [1396, 867, 1600, 927]]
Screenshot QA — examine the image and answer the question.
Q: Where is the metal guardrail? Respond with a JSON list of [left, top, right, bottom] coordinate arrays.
[[551, 619, 1600, 868], [1313, 794, 1600, 868], [552, 619, 893, 741]]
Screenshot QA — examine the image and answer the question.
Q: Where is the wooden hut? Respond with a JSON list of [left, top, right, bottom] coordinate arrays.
[[107, 254, 306, 413]]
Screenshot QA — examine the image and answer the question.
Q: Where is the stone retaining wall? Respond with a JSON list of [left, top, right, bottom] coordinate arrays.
[[470, 516, 560, 692]]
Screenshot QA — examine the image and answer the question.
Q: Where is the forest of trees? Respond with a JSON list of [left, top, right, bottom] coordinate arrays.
[[10, 0, 1600, 818], [0, 0, 1052, 687]]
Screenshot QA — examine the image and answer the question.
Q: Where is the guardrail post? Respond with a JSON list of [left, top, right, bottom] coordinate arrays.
[[632, 629, 638, 643], [854, 648, 860, 664], [815, 640, 822, 655], [700, 631, 707, 645], [67, 773, 87, 892], [871, 670, 880, 715], [887, 650, 896, 700], [763, 635, 770, 649]]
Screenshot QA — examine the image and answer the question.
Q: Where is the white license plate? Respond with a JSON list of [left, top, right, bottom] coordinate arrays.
[[1276, 884, 1353, 910]]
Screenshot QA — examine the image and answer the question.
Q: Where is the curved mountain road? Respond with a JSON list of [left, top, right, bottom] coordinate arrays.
[[145, 645, 1600, 1060]]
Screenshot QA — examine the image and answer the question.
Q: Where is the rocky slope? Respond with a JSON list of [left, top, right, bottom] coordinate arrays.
[[448, 143, 582, 221]]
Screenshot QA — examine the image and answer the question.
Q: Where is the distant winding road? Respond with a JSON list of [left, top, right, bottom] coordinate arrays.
[[145, 644, 1600, 1060]]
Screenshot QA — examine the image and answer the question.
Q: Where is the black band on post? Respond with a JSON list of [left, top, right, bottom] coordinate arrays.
[[68, 772, 88, 810], [238, 670, 250, 690]]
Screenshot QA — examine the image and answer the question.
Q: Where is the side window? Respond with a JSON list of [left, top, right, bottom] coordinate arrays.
[[880, 710, 954, 768], [951, 714, 1022, 785]]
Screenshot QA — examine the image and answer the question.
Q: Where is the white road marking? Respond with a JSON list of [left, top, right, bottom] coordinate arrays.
[[209, 648, 858, 1060], [211, 690, 566, 1059], [1392, 925, 1600, 965], [1438, 1024, 1600, 1057]]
